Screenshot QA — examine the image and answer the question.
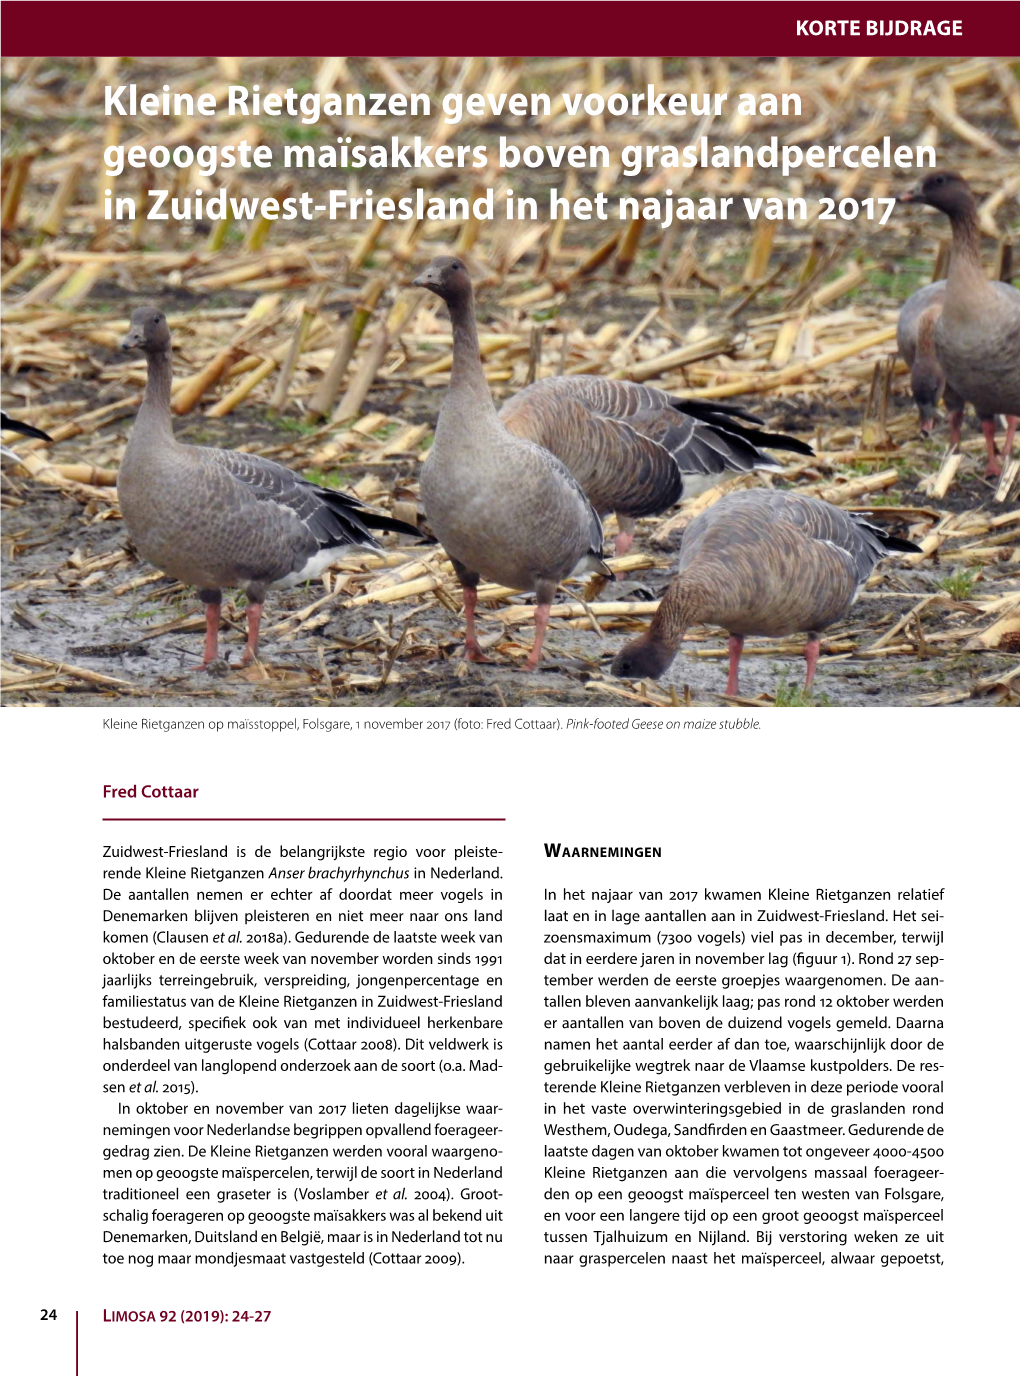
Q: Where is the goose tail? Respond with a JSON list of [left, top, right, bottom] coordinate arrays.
[[573, 550, 615, 580], [357, 508, 431, 541], [1, 413, 52, 443], [875, 531, 922, 554], [670, 398, 815, 459], [318, 486, 427, 542]]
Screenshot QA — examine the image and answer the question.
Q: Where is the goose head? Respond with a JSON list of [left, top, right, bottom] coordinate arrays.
[[611, 632, 677, 680], [412, 256, 472, 305], [121, 305, 171, 354], [898, 170, 974, 217]]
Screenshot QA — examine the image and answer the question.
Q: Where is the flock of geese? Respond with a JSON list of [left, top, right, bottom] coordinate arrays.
[[4, 171, 1018, 696]]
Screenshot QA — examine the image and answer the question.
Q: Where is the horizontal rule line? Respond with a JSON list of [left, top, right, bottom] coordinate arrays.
[[102, 817, 507, 822]]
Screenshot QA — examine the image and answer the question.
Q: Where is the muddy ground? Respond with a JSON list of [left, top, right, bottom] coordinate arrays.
[[4, 439, 1016, 708]]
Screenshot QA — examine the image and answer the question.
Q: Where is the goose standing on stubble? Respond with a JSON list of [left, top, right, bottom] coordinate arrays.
[[413, 258, 611, 669], [499, 376, 813, 556], [611, 490, 919, 696], [896, 277, 1014, 437], [899, 171, 1020, 485], [118, 307, 421, 669]]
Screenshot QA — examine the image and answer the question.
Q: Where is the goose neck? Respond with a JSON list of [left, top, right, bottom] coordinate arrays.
[[654, 575, 711, 651], [944, 202, 984, 273], [138, 348, 175, 436], [447, 289, 496, 412]]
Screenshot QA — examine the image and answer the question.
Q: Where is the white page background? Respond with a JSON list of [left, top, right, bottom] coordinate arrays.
[[4, 705, 1015, 1375]]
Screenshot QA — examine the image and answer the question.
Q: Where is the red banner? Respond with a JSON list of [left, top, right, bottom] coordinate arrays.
[[1, 1, 1014, 58]]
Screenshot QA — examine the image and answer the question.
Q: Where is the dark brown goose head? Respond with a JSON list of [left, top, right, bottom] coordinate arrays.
[[121, 305, 171, 355], [912, 350, 943, 435], [912, 382, 942, 434], [898, 170, 976, 220], [611, 631, 676, 680], [412, 256, 473, 306], [912, 367, 943, 432]]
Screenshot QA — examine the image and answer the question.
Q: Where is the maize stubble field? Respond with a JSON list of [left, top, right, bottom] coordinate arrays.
[[2, 54, 1018, 707]]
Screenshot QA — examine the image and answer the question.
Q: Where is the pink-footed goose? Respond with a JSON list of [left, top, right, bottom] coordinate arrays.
[[499, 376, 813, 555], [899, 171, 1020, 490], [413, 257, 611, 669], [896, 278, 1014, 436], [611, 489, 919, 695], [118, 307, 421, 668]]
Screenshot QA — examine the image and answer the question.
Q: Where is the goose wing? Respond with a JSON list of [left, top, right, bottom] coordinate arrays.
[[193, 444, 420, 551], [722, 490, 920, 587], [501, 375, 811, 518], [526, 437, 612, 574]]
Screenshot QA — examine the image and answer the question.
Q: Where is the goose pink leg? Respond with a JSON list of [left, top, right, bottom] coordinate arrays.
[[234, 602, 263, 667], [524, 603, 551, 671], [804, 636, 821, 689], [946, 408, 963, 451], [981, 419, 1002, 478], [192, 595, 221, 671], [614, 515, 636, 558], [462, 585, 489, 663], [725, 634, 744, 696]]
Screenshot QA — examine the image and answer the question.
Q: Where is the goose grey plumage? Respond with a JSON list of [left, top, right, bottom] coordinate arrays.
[[611, 489, 919, 695], [413, 257, 611, 669], [499, 375, 813, 555], [896, 278, 1014, 436], [899, 171, 1020, 482], [118, 306, 421, 669]]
